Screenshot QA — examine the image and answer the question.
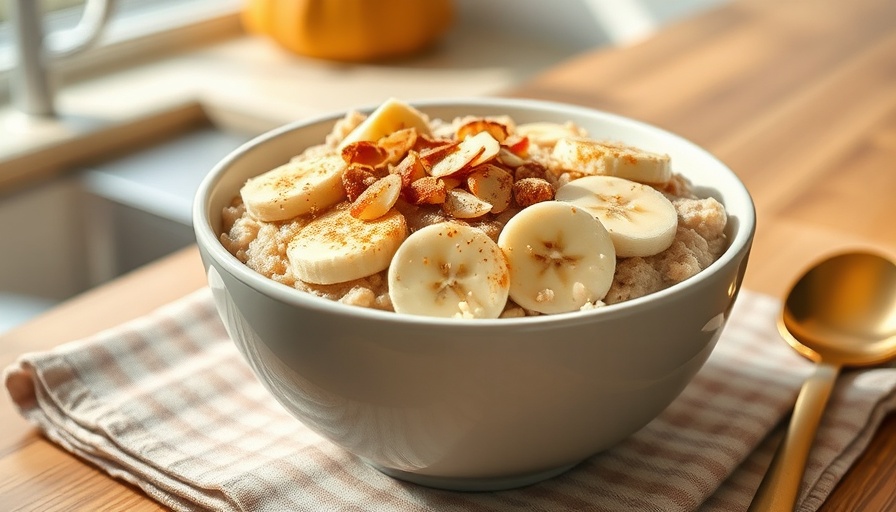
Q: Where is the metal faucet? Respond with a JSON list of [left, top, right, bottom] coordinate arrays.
[[8, 0, 114, 117]]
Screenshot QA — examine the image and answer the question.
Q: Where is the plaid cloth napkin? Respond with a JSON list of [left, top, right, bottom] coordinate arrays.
[[6, 288, 896, 512]]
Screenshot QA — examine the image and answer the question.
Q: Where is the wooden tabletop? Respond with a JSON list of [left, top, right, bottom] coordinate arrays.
[[3, 0, 896, 509]]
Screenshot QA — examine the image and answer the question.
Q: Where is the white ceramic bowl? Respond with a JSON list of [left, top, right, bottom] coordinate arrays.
[[193, 98, 755, 491]]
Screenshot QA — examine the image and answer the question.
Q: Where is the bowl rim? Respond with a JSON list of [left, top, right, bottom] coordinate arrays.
[[193, 97, 756, 328]]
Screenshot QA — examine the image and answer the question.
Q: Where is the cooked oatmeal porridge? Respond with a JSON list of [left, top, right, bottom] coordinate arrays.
[[220, 99, 728, 319]]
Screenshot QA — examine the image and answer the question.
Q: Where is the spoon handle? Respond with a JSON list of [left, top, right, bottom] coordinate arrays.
[[748, 361, 841, 512]]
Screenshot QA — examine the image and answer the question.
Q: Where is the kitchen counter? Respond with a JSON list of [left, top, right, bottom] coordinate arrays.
[[3, 0, 896, 509]]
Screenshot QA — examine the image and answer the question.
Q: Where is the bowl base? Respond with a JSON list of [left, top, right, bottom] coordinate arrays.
[[367, 461, 579, 492]]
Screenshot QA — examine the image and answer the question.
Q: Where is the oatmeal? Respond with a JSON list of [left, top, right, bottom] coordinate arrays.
[[220, 99, 727, 318]]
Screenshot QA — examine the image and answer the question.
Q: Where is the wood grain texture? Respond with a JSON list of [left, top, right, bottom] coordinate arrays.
[[2, 0, 895, 509], [507, 0, 896, 509], [507, 0, 896, 300]]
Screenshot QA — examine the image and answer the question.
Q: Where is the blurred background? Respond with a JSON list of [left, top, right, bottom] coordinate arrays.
[[0, 0, 727, 333]]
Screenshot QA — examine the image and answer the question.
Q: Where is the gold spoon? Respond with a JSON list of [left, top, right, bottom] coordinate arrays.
[[749, 251, 896, 511]]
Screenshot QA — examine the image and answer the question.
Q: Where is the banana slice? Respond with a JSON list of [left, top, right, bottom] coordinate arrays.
[[497, 201, 616, 315], [516, 121, 585, 147], [240, 155, 347, 222], [555, 175, 678, 257], [552, 138, 672, 184], [338, 98, 432, 150], [388, 223, 510, 318], [288, 206, 407, 285]]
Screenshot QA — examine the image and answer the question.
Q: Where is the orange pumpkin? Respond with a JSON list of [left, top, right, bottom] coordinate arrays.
[[242, 0, 455, 62]]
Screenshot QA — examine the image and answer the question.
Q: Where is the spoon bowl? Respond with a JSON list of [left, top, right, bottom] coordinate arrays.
[[750, 250, 896, 511], [780, 251, 896, 365]]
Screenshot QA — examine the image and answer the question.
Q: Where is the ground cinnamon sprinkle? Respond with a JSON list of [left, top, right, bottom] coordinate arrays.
[[220, 110, 728, 316]]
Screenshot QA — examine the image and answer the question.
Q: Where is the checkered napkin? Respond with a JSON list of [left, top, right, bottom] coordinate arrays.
[[6, 288, 896, 512]]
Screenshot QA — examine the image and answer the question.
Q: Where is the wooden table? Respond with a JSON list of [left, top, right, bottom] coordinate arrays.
[[3, 0, 895, 509]]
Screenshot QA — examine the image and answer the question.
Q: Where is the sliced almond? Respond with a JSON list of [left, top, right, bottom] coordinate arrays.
[[496, 147, 525, 167], [441, 177, 463, 190], [428, 150, 478, 178], [377, 128, 418, 165], [442, 188, 493, 219], [456, 119, 510, 143], [426, 145, 477, 178], [350, 173, 403, 220], [418, 142, 459, 174], [393, 151, 427, 187], [430, 132, 500, 177], [341, 141, 389, 168], [466, 164, 513, 214], [467, 131, 502, 167]]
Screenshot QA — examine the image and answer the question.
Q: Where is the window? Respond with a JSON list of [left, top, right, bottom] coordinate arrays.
[[0, 0, 242, 94]]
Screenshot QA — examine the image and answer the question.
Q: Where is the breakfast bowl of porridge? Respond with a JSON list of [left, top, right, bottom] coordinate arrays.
[[193, 97, 755, 491]]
